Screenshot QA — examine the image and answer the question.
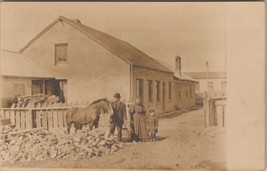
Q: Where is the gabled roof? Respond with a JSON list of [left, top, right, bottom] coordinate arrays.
[[183, 72, 227, 79], [19, 16, 172, 73], [1, 50, 53, 78]]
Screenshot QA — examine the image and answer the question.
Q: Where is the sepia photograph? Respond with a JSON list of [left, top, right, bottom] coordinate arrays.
[[0, 2, 265, 171]]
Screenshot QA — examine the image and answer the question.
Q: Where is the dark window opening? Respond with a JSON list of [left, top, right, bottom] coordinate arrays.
[[147, 80, 153, 103], [55, 43, 68, 65], [156, 81, 161, 102]]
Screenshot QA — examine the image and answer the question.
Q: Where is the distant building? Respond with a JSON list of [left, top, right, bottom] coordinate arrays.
[[0, 16, 198, 112], [183, 71, 227, 97]]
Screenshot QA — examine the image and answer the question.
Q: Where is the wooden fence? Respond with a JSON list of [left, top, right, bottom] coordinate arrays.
[[0, 107, 112, 130], [203, 97, 226, 127]]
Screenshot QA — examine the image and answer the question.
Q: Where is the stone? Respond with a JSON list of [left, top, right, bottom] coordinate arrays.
[[50, 146, 58, 159], [0, 128, 121, 163]]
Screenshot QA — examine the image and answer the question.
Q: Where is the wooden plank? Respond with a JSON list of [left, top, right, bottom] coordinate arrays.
[[62, 109, 65, 127], [25, 110, 32, 128], [222, 106, 225, 127], [48, 110, 53, 129], [64, 109, 68, 126], [36, 111, 41, 128], [42, 110, 48, 130], [209, 99, 217, 126], [0, 109, 3, 118], [58, 109, 63, 128], [52, 110, 58, 128], [20, 111, 26, 129], [4, 110, 9, 118], [10, 111, 16, 125], [15, 111, 21, 128]]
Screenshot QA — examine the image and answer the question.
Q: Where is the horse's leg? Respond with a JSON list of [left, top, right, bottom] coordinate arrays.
[[74, 122, 78, 133], [94, 116, 100, 129], [67, 122, 71, 134], [88, 122, 94, 131]]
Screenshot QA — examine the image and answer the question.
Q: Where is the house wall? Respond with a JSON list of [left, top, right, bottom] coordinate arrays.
[[132, 66, 175, 114], [197, 78, 227, 94], [23, 21, 130, 104], [0, 77, 32, 107], [174, 80, 196, 110]]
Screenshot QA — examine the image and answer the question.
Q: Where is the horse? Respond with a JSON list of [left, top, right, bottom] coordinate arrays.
[[65, 98, 113, 133]]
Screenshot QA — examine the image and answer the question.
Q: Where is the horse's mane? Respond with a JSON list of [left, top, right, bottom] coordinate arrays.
[[88, 98, 107, 106]]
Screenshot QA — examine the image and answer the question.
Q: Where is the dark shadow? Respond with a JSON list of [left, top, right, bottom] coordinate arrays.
[[121, 136, 168, 143], [155, 136, 168, 141]]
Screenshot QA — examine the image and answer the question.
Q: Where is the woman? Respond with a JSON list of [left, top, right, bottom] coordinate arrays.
[[129, 97, 149, 142]]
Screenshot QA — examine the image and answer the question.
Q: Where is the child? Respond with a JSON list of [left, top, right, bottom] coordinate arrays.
[[147, 109, 159, 141]]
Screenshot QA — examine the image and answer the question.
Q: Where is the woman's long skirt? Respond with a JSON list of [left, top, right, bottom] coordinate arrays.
[[133, 114, 149, 141]]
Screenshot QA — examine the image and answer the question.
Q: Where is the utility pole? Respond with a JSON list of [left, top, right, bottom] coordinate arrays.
[[206, 61, 209, 92], [204, 61, 209, 128]]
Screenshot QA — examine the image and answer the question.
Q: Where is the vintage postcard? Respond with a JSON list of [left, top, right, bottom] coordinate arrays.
[[0, 2, 265, 171]]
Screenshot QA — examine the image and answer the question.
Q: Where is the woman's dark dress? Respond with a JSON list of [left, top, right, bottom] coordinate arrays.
[[129, 104, 149, 141]]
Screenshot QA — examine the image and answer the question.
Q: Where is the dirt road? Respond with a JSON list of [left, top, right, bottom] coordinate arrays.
[[3, 108, 226, 170]]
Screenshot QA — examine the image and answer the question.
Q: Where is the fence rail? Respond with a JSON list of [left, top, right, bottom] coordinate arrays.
[[0, 107, 113, 130]]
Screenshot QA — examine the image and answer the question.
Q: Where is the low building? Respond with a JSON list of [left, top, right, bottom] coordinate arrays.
[[183, 71, 227, 97], [0, 16, 198, 113]]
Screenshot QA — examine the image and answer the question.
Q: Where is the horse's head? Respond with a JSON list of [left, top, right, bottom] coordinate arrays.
[[99, 98, 113, 115]]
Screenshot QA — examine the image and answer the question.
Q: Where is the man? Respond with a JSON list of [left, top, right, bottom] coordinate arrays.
[[110, 93, 127, 141]]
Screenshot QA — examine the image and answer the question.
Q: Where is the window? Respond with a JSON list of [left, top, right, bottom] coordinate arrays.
[[55, 43, 68, 64], [32, 80, 44, 95], [168, 82, 172, 100], [147, 80, 153, 103], [156, 81, 161, 102], [14, 83, 25, 97], [136, 79, 144, 100]]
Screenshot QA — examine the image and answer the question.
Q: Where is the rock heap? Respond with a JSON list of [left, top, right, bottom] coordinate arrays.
[[0, 127, 122, 163]]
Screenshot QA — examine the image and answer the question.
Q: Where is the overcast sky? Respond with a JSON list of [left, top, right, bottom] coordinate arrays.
[[1, 2, 227, 72]]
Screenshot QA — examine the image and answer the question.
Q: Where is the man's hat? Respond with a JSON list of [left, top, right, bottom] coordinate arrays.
[[113, 93, 121, 98]]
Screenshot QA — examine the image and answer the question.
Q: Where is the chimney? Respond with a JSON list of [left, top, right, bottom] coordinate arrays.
[[175, 56, 181, 76], [73, 19, 82, 24]]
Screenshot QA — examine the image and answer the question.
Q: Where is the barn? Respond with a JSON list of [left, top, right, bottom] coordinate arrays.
[[0, 16, 197, 113]]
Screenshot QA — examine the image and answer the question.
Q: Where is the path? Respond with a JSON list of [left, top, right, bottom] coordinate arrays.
[[3, 108, 226, 170]]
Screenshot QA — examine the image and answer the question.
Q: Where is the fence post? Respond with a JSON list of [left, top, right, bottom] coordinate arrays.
[[222, 105, 225, 127]]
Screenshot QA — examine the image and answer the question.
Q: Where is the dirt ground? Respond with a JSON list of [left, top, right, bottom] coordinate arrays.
[[2, 108, 226, 170]]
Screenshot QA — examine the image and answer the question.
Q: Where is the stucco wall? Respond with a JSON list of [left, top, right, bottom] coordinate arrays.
[[132, 66, 175, 113], [0, 77, 32, 107], [197, 79, 227, 93], [24, 21, 130, 104]]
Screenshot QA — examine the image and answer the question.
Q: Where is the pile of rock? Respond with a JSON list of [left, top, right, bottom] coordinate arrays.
[[0, 127, 122, 163]]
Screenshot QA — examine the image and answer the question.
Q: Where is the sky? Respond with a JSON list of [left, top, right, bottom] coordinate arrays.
[[1, 2, 227, 72]]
